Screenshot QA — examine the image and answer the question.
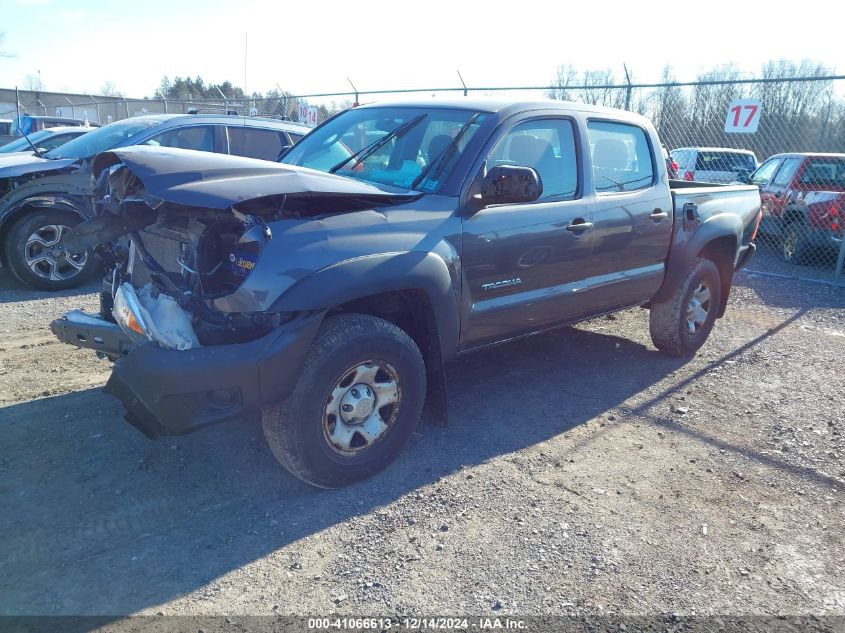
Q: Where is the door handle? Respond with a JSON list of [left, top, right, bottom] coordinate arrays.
[[565, 220, 593, 233], [650, 209, 669, 221]]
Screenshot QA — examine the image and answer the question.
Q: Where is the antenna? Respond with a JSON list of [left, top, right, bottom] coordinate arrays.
[[15, 86, 43, 158], [347, 77, 359, 106], [457, 69, 468, 96]]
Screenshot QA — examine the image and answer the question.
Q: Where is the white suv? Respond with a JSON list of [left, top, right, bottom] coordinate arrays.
[[670, 147, 758, 183]]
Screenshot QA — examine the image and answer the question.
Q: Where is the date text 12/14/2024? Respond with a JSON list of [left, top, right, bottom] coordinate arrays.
[[307, 617, 527, 630]]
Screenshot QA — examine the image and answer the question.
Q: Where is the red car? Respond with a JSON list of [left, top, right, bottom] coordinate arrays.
[[750, 152, 845, 263]]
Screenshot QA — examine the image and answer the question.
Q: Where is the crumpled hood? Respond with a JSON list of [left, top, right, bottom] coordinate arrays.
[[93, 146, 421, 210], [0, 152, 79, 179]]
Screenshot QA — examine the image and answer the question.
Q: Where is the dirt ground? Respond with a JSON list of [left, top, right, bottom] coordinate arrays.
[[1, 267, 844, 621]]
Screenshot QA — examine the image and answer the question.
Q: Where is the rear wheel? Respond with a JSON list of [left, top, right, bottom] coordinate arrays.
[[649, 257, 722, 357], [262, 314, 426, 488], [4, 209, 99, 291]]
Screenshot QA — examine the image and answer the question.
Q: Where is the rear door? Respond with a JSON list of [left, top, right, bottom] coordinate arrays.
[[584, 119, 672, 303]]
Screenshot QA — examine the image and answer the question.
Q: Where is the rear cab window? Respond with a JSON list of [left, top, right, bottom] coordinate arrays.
[[695, 151, 756, 172], [587, 120, 654, 193]]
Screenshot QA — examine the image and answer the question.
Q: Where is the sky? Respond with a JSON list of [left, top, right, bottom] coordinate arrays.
[[0, 0, 843, 103]]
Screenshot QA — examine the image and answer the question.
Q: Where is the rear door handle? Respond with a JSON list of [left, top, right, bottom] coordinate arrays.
[[650, 209, 669, 221], [565, 220, 593, 233]]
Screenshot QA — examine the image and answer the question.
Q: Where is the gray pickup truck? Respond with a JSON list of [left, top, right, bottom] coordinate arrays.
[[52, 99, 762, 488]]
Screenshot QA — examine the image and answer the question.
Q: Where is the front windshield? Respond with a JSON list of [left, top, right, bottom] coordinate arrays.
[[44, 119, 162, 160], [0, 129, 55, 154], [280, 106, 487, 192]]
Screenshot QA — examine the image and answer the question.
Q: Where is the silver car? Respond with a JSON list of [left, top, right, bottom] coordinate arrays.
[[671, 147, 759, 183]]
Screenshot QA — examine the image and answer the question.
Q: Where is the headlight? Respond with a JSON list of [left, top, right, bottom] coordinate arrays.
[[113, 283, 151, 343]]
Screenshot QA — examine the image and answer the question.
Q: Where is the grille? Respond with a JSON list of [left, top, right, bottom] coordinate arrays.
[[128, 226, 189, 287]]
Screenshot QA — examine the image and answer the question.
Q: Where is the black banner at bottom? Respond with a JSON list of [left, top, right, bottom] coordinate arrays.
[[1, 615, 844, 633]]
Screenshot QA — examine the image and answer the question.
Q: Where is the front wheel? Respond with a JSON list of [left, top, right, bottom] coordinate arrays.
[[262, 314, 426, 488], [649, 257, 722, 357], [4, 209, 99, 291], [780, 221, 811, 264]]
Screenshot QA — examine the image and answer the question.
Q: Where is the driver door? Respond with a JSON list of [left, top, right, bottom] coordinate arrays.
[[460, 116, 591, 348]]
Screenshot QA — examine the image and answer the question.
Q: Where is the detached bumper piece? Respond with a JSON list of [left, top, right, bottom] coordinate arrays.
[[102, 311, 324, 438], [50, 310, 133, 358]]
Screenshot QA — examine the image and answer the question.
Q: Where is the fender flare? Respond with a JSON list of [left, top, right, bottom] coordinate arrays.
[[270, 250, 461, 362], [651, 213, 743, 312]]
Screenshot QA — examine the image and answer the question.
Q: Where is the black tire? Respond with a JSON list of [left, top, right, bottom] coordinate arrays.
[[4, 209, 99, 291], [780, 221, 811, 264], [262, 314, 426, 488], [649, 257, 722, 357]]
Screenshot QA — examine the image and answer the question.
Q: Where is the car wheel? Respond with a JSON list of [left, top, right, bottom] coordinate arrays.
[[4, 210, 99, 291], [649, 257, 722, 357], [780, 221, 811, 264], [262, 314, 426, 488]]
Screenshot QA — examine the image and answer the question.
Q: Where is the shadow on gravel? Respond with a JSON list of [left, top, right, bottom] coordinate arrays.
[[564, 307, 844, 493], [0, 268, 100, 304], [0, 321, 715, 615]]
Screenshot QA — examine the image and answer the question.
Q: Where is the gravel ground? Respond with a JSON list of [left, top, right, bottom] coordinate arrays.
[[1, 266, 843, 621]]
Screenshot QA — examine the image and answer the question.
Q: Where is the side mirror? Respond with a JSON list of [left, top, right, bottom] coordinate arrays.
[[480, 165, 542, 206], [735, 170, 752, 184], [276, 144, 293, 162]]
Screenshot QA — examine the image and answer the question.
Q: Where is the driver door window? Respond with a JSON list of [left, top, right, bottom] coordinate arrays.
[[487, 119, 579, 200]]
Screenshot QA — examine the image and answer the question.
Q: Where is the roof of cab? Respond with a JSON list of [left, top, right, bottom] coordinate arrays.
[[356, 97, 633, 114], [353, 97, 655, 126]]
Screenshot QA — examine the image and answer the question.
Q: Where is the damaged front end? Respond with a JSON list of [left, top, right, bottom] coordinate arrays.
[[50, 146, 417, 437]]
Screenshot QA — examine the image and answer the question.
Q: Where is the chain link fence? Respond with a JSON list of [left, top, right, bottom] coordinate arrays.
[[3, 74, 845, 284], [645, 77, 845, 285]]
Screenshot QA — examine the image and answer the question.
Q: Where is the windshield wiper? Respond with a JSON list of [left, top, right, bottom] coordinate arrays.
[[411, 113, 480, 191], [329, 113, 427, 174]]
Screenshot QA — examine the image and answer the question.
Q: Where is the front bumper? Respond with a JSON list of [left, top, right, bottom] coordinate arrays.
[[52, 309, 325, 438], [50, 310, 132, 358]]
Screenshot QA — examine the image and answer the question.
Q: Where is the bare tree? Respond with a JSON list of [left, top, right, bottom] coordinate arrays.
[[101, 80, 122, 97], [547, 64, 578, 101], [580, 69, 625, 108]]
